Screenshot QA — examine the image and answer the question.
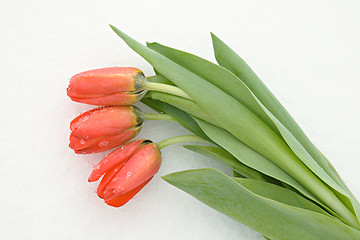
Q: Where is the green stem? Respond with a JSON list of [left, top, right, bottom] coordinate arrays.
[[157, 135, 209, 149], [144, 113, 176, 122], [146, 82, 192, 100]]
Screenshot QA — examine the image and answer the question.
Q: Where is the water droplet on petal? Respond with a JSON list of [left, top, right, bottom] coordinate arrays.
[[80, 115, 89, 121], [99, 141, 109, 147]]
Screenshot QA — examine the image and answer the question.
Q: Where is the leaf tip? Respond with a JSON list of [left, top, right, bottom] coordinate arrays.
[[161, 173, 175, 184], [108, 24, 126, 39], [183, 144, 192, 150], [109, 24, 116, 31], [210, 32, 219, 41], [146, 42, 157, 48]]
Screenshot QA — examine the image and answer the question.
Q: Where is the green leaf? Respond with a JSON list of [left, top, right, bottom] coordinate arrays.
[[233, 178, 331, 217], [258, 103, 360, 220], [147, 75, 175, 86], [141, 97, 164, 113], [147, 43, 173, 77], [193, 117, 321, 204], [184, 145, 268, 181], [141, 98, 211, 141], [146, 41, 360, 219], [211, 33, 360, 223], [211, 33, 348, 193], [147, 42, 280, 135], [233, 170, 245, 178], [145, 75, 211, 140], [194, 117, 355, 224], [163, 168, 360, 240], [145, 91, 218, 126]]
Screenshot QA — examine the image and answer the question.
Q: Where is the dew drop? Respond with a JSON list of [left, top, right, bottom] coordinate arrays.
[[80, 115, 89, 121], [99, 141, 109, 147]]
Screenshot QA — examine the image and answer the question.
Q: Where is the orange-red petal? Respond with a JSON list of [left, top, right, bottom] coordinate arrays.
[[70, 106, 143, 139], [105, 177, 153, 207], [71, 128, 141, 154], [96, 162, 126, 198], [69, 91, 146, 106], [103, 142, 161, 200], [67, 67, 146, 99], [88, 140, 145, 182]]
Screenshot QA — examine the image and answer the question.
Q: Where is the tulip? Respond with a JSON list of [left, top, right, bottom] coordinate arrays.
[[69, 106, 143, 154], [67, 67, 147, 106], [88, 139, 162, 207]]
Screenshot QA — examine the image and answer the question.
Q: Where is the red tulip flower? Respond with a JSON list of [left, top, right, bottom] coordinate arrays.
[[67, 67, 147, 106], [69, 106, 143, 154], [88, 139, 162, 207]]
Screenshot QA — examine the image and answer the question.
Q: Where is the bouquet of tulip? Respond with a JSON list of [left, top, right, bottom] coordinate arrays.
[[67, 25, 360, 239]]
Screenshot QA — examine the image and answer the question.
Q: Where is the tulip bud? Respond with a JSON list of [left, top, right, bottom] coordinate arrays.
[[69, 106, 143, 154], [67, 67, 147, 106], [89, 139, 162, 207]]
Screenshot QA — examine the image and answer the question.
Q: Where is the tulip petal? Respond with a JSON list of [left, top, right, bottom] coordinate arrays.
[[88, 140, 144, 182], [105, 177, 153, 207], [67, 67, 146, 98], [70, 106, 143, 139], [69, 133, 99, 150], [72, 128, 141, 154], [70, 91, 146, 106], [96, 162, 126, 198], [103, 143, 161, 199]]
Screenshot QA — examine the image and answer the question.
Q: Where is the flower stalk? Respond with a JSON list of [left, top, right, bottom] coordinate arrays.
[[157, 135, 209, 149], [144, 113, 176, 122], [146, 81, 192, 100]]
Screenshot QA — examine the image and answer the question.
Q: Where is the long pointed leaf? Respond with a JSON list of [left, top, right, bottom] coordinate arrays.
[[147, 75, 175, 86], [211, 33, 348, 192], [141, 98, 211, 141], [256, 94, 360, 220], [163, 169, 360, 240], [211, 34, 360, 222], [147, 42, 280, 135], [144, 91, 218, 126], [233, 178, 331, 217], [184, 145, 268, 181], [193, 117, 321, 204]]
